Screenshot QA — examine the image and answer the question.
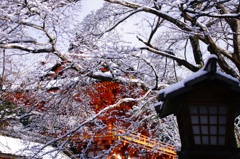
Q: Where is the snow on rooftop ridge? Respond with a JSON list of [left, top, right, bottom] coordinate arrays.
[[158, 55, 239, 98], [158, 69, 208, 97], [159, 80, 184, 97], [0, 135, 70, 159], [203, 54, 217, 72], [200, 55, 239, 84], [216, 71, 239, 83]]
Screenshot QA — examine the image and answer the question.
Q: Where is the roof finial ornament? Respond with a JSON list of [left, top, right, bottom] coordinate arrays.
[[203, 54, 218, 73]]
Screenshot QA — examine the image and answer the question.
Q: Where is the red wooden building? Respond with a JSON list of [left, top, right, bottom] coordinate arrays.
[[1, 63, 176, 159]]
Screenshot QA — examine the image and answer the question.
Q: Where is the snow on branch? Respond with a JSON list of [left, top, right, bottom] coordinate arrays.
[[0, 44, 53, 53], [34, 89, 152, 155], [184, 8, 240, 18], [132, 54, 159, 90], [98, 9, 142, 37], [139, 46, 199, 72], [103, 0, 192, 31], [0, 16, 43, 31], [86, 71, 151, 90]]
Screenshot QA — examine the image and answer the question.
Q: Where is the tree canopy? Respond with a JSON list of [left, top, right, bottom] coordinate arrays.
[[0, 0, 240, 158]]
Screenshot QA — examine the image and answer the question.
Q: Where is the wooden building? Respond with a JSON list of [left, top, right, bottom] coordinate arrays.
[[1, 64, 177, 159], [155, 55, 240, 159]]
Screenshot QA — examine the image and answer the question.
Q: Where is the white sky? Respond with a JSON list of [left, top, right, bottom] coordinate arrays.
[[80, 0, 104, 19], [79, 0, 144, 46]]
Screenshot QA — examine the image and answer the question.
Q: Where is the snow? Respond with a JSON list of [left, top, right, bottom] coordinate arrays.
[[0, 135, 70, 159], [208, 54, 217, 59], [158, 55, 239, 98], [158, 69, 207, 97], [158, 83, 169, 89], [216, 71, 239, 83], [171, 0, 182, 7], [93, 71, 113, 78], [4, 77, 81, 91], [183, 68, 206, 82], [45, 77, 80, 89], [158, 81, 183, 97]]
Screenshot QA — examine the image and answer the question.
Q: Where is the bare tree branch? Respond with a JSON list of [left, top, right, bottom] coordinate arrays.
[[103, 0, 193, 31], [139, 46, 199, 72]]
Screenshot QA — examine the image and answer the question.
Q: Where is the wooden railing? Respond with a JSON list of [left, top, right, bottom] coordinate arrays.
[[69, 129, 176, 156], [116, 130, 176, 158], [59, 129, 176, 158]]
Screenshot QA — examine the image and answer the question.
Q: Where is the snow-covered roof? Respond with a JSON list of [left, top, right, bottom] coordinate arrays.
[[0, 135, 70, 159], [155, 55, 240, 118]]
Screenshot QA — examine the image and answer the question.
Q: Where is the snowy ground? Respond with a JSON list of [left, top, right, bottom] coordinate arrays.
[[0, 135, 70, 159]]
